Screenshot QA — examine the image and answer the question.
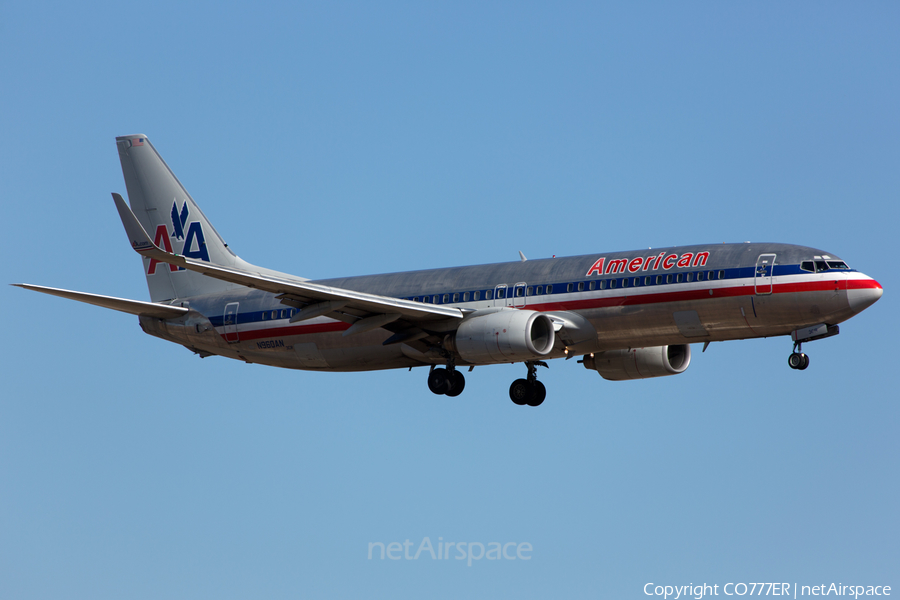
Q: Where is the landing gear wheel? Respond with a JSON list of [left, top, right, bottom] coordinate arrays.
[[788, 353, 803, 369], [427, 368, 451, 395], [445, 370, 466, 397], [526, 381, 546, 407], [509, 379, 532, 405], [798, 353, 810, 370]]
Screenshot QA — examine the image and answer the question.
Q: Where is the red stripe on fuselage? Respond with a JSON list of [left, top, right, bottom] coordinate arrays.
[[221, 320, 351, 342], [485, 277, 878, 313], [219, 277, 879, 342]]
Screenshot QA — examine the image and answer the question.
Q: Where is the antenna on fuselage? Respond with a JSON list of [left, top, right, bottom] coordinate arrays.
[[518, 251, 527, 262]]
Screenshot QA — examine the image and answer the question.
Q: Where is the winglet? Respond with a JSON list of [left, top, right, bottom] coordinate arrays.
[[112, 192, 187, 268]]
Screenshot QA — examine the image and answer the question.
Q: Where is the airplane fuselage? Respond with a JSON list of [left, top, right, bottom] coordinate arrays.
[[139, 242, 881, 372]]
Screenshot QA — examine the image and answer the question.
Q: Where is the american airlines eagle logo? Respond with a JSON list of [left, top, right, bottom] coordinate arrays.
[[171, 200, 190, 240], [146, 199, 210, 274]]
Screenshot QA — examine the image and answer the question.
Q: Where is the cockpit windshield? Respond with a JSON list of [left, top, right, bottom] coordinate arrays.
[[800, 260, 851, 272]]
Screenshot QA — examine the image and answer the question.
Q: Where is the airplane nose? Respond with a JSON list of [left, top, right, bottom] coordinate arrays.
[[848, 279, 883, 314]]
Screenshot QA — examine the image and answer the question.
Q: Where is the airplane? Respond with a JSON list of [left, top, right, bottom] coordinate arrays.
[[14, 135, 884, 406]]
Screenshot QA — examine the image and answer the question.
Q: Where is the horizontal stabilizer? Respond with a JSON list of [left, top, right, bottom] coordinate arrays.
[[12, 284, 189, 319]]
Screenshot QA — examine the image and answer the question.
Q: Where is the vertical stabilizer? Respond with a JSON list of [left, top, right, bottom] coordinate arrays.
[[116, 134, 252, 302]]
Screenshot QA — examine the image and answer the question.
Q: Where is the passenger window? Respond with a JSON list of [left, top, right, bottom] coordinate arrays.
[[261, 311, 267, 320], [686, 273, 693, 282], [546, 285, 553, 295], [800, 261, 814, 272], [665, 274, 672, 284], [453, 293, 459, 302], [281, 310, 287, 319], [443, 294, 450, 303], [486, 290, 493, 300], [567, 283, 573, 293], [474, 291, 480, 301], [634, 277, 640, 287], [589, 281, 595, 291], [697, 271, 704, 281], [516, 287, 524, 297], [718, 270, 725, 279], [536, 286, 543, 295], [271, 310, 277, 319], [610, 279, 617, 289], [622, 278, 629, 288], [676, 274, 683, 283], [656, 275, 662, 285], [600, 280, 607, 290], [644, 276, 651, 286], [463, 292, 470, 302], [526, 287, 532, 296], [497, 288, 506, 299]]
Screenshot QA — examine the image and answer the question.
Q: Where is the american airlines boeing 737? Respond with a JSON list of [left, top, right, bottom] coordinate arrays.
[[15, 135, 883, 406]]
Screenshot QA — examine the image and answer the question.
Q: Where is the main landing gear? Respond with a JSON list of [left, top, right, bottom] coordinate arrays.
[[509, 361, 548, 407], [425, 360, 549, 407], [427, 365, 466, 397], [788, 341, 810, 370]]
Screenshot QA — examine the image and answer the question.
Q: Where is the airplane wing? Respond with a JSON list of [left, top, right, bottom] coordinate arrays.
[[112, 194, 464, 333], [12, 284, 189, 319]]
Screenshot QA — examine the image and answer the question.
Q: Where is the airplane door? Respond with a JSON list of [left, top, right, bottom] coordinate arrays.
[[511, 282, 527, 307], [493, 284, 507, 307], [755, 254, 776, 295], [224, 302, 240, 343]]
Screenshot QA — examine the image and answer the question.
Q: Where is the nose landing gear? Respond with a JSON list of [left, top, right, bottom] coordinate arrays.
[[788, 342, 810, 370], [787, 324, 840, 371], [509, 361, 548, 407]]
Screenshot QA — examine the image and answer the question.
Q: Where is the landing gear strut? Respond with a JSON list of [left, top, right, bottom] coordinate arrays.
[[788, 341, 810, 370], [509, 361, 548, 407], [427, 364, 466, 396]]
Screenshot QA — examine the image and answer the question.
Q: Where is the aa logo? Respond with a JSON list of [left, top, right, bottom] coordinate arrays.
[[147, 199, 210, 275]]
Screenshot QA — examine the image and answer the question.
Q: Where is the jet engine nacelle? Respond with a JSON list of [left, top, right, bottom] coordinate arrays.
[[583, 344, 691, 381], [448, 309, 556, 364]]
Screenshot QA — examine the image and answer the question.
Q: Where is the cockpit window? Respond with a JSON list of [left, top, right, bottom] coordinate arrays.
[[802, 259, 850, 272]]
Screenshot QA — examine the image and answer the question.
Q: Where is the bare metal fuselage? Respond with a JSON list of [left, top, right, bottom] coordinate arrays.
[[139, 242, 881, 372]]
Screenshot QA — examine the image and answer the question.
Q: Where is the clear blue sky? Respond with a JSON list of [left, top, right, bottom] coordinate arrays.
[[2, 2, 897, 598]]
